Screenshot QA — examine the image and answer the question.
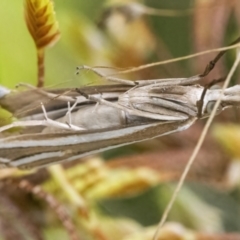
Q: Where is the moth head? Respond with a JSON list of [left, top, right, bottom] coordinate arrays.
[[205, 101, 223, 115]]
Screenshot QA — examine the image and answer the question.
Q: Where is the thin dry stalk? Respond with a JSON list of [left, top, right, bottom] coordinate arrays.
[[153, 50, 240, 240], [107, 43, 240, 75], [17, 179, 81, 240]]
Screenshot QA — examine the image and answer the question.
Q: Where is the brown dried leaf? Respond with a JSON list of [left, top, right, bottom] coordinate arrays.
[[108, 147, 228, 184], [193, 0, 233, 82]]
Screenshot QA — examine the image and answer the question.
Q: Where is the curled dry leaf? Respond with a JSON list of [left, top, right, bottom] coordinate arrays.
[[25, 0, 60, 49]]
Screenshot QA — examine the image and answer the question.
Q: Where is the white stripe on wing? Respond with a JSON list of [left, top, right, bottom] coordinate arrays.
[[10, 151, 65, 167]]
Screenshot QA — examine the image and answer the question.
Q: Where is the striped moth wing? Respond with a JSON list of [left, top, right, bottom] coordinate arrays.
[[0, 84, 198, 169]]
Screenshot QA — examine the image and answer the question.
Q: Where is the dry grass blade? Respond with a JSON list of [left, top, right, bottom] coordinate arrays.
[[24, 0, 60, 87], [107, 43, 240, 76], [153, 49, 240, 240]]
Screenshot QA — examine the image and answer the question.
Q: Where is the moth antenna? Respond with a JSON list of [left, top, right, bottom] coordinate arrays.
[[200, 36, 240, 77], [76, 65, 93, 75], [76, 65, 136, 85], [75, 88, 89, 99]]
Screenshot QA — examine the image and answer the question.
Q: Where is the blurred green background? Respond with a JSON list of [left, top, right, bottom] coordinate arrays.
[[1, 1, 240, 240], [0, 0, 197, 88]]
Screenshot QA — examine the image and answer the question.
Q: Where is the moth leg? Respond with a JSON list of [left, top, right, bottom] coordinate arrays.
[[16, 83, 76, 102], [76, 65, 136, 86], [0, 119, 47, 133], [197, 37, 240, 107], [0, 118, 80, 133], [201, 37, 240, 77], [77, 65, 203, 87], [0, 103, 86, 133], [65, 100, 79, 125], [91, 102, 100, 113], [66, 102, 72, 125], [196, 37, 240, 116], [40, 103, 85, 131]]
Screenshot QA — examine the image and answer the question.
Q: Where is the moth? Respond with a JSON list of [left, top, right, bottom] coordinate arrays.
[[0, 46, 240, 169]]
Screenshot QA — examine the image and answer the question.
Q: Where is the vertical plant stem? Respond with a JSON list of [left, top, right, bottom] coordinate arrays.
[[37, 49, 45, 88]]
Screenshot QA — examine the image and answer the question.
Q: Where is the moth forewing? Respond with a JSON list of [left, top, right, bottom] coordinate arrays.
[[0, 117, 196, 169], [0, 84, 131, 119], [0, 80, 202, 169], [1, 72, 240, 169]]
